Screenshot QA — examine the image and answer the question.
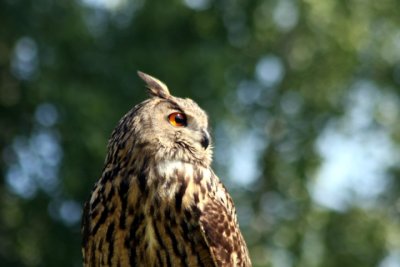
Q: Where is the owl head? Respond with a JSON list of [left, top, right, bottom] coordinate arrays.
[[106, 72, 212, 168]]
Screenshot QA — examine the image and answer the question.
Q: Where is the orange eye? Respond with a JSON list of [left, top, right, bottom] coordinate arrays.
[[168, 112, 187, 127]]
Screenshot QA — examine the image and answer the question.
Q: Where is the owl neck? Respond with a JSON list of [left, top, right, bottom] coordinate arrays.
[[149, 159, 218, 206], [152, 145, 212, 168], [102, 140, 213, 192]]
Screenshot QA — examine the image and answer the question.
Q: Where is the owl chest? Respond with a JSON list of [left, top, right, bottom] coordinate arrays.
[[118, 162, 215, 266], [85, 162, 224, 266], [130, 202, 211, 266]]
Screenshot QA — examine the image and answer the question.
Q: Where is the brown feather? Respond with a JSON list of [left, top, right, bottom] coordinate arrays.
[[137, 71, 170, 99], [82, 72, 252, 267]]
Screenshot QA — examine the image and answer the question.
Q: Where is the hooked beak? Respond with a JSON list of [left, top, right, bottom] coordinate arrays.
[[200, 129, 210, 149]]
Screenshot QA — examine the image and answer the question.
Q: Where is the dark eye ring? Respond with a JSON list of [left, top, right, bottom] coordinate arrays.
[[168, 112, 187, 127]]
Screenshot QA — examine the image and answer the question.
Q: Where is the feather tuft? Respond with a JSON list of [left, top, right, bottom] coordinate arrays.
[[137, 71, 171, 99]]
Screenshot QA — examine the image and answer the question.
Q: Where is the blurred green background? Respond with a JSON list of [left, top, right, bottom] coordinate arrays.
[[1, 0, 400, 266]]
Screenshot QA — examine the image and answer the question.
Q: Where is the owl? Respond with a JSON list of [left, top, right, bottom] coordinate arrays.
[[81, 71, 252, 267]]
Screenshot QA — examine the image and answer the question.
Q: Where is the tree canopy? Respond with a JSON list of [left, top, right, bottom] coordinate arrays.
[[1, 0, 399, 266]]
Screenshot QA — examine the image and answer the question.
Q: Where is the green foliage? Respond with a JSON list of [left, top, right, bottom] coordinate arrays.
[[1, 0, 399, 266]]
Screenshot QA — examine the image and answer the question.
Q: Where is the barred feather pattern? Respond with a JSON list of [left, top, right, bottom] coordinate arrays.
[[82, 72, 251, 267], [82, 158, 251, 266]]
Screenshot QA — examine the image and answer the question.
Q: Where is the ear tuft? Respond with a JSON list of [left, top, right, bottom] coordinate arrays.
[[137, 71, 170, 99]]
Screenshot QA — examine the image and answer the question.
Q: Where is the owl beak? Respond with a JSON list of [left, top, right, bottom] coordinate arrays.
[[200, 129, 210, 149]]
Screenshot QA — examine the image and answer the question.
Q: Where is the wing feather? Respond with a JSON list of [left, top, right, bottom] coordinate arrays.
[[198, 180, 251, 267]]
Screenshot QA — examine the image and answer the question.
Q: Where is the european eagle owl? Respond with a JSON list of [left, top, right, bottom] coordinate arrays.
[[82, 72, 251, 267]]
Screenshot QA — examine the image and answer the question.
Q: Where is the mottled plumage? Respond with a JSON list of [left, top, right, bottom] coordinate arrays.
[[82, 72, 251, 267]]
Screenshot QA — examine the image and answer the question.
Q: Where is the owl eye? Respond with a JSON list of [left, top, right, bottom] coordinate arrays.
[[168, 112, 187, 127]]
